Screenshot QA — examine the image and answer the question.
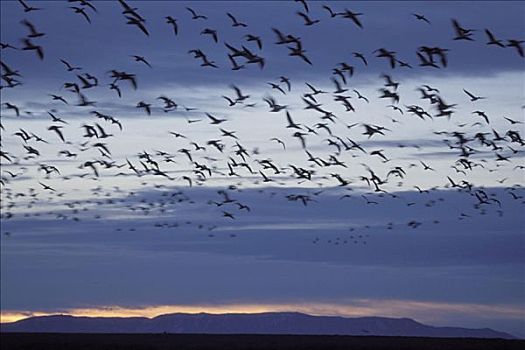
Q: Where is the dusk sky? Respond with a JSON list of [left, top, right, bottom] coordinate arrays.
[[1, 0, 524, 338]]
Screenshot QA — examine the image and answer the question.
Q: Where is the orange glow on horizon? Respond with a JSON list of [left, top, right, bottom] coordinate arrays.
[[2, 299, 523, 324]]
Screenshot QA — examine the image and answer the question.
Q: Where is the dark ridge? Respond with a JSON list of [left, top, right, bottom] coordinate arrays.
[[0, 312, 515, 339]]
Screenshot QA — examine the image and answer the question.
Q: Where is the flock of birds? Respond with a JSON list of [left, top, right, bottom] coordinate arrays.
[[1, 0, 524, 244]]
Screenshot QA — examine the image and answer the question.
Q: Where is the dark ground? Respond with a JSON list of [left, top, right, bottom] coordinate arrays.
[[1, 333, 524, 350]]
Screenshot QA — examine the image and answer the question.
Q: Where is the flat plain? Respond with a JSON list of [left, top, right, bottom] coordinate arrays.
[[1, 333, 524, 350]]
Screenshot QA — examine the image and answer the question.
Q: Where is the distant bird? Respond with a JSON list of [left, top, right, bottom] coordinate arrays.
[[472, 110, 490, 124], [370, 149, 389, 162], [353, 52, 367, 66], [126, 16, 149, 36], [60, 59, 81, 71], [412, 13, 430, 24], [463, 89, 486, 102], [297, 11, 320, 26], [50, 94, 68, 104], [387, 104, 403, 114], [245, 34, 262, 50], [109, 83, 122, 98], [280, 76, 291, 91], [270, 138, 286, 149], [264, 96, 287, 112], [230, 85, 250, 102], [70, 6, 92, 23], [21, 38, 43, 60], [322, 5, 340, 18], [165, 16, 178, 35], [362, 124, 387, 138], [417, 51, 439, 68], [0, 42, 18, 50], [48, 111, 68, 124], [288, 41, 312, 65], [186, 7, 207, 20], [362, 195, 378, 205], [18, 0, 41, 12], [39, 182, 56, 191], [268, 82, 286, 94], [71, 0, 98, 13], [295, 0, 309, 13], [227, 12, 247, 27], [379, 88, 399, 104], [340, 9, 363, 28], [131, 55, 152, 68], [375, 48, 397, 68], [3, 102, 20, 116], [118, 0, 145, 21], [353, 89, 369, 103], [222, 211, 235, 219], [293, 132, 307, 149], [220, 128, 237, 139], [504, 117, 523, 125], [169, 131, 186, 139], [381, 74, 399, 90], [206, 113, 227, 124], [305, 82, 326, 95], [285, 110, 301, 129], [222, 95, 238, 106], [332, 77, 347, 94], [452, 19, 475, 41], [484, 29, 505, 47], [48, 125, 66, 142], [157, 96, 177, 111], [420, 161, 435, 171], [228, 54, 245, 71], [136, 101, 151, 115], [20, 19, 45, 38], [201, 28, 218, 43]]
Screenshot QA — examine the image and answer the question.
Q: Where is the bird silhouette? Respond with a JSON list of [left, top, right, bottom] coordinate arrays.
[[227, 12, 247, 27], [341, 9, 363, 28], [131, 55, 152, 68], [21, 38, 43, 60], [463, 89, 486, 102], [186, 7, 207, 20], [18, 0, 41, 12], [297, 11, 320, 26], [70, 6, 92, 23], [452, 19, 475, 41], [484, 29, 505, 47], [165, 16, 178, 35], [412, 13, 431, 24]]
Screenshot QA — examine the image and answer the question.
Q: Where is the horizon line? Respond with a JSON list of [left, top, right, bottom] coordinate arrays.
[[2, 299, 522, 326]]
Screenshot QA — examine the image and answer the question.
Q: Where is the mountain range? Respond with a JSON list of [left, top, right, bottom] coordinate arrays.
[[0, 312, 515, 338]]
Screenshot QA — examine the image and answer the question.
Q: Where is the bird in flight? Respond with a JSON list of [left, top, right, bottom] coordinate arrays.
[[463, 89, 486, 102], [412, 13, 430, 24], [18, 0, 41, 12], [131, 55, 152, 68], [452, 19, 475, 41], [186, 7, 207, 20], [165, 16, 178, 35], [227, 12, 247, 27]]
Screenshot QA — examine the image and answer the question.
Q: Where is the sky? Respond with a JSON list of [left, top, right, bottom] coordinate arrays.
[[1, 0, 524, 338]]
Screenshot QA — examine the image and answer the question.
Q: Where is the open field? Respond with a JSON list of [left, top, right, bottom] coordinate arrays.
[[1, 333, 523, 350]]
